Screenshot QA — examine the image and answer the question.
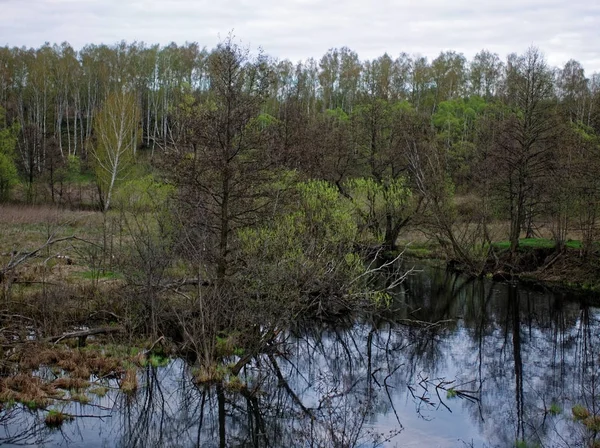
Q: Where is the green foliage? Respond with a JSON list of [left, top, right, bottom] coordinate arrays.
[[583, 415, 600, 432], [66, 155, 82, 181], [446, 388, 457, 399], [89, 387, 109, 397], [238, 179, 362, 304], [571, 120, 599, 143], [297, 179, 358, 244], [240, 179, 358, 263], [432, 97, 490, 186], [0, 106, 20, 201], [345, 176, 412, 243], [113, 175, 175, 213], [325, 107, 350, 122], [93, 91, 141, 211]]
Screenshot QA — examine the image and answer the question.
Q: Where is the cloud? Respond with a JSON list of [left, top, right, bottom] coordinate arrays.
[[0, 0, 599, 73]]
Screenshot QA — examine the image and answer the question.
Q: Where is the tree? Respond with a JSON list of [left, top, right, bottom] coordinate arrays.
[[431, 50, 467, 105], [432, 96, 490, 188], [494, 48, 557, 255], [0, 106, 19, 201], [170, 37, 274, 285], [92, 90, 140, 212], [557, 59, 589, 123], [470, 50, 504, 99], [349, 100, 423, 251]]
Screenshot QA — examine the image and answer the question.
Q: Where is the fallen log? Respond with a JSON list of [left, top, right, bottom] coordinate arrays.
[[46, 326, 124, 346]]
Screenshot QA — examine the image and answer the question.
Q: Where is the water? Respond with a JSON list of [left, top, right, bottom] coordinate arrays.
[[1, 262, 599, 447]]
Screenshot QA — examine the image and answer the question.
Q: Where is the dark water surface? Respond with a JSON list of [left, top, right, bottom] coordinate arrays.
[[2, 262, 599, 447]]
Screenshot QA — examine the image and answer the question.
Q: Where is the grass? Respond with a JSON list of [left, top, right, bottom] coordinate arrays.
[[583, 415, 600, 432], [120, 368, 138, 394], [149, 354, 170, 368], [402, 243, 435, 259], [45, 409, 73, 428], [0, 343, 161, 411], [53, 377, 89, 391], [572, 404, 590, 420], [493, 238, 583, 251], [79, 270, 123, 280], [89, 386, 109, 397], [549, 402, 562, 415], [69, 392, 90, 404]]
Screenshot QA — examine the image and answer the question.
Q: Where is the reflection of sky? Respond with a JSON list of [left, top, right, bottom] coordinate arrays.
[[1, 268, 599, 447]]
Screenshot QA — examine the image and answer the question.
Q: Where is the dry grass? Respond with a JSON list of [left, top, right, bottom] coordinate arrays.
[[0, 343, 148, 411], [86, 354, 124, 378], [0, 204, 97, 226], [194, 364, 226, 384], [0, 204, 103, 265], [52, 377, 89, 391], [20, 344, 126, 380], [0, 374, 57, 408], [69, 392, 91, 404], [120, 368, 138, 394], [89, 386, 109, 397]]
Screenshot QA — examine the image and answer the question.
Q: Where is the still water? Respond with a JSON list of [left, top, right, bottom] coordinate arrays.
[[1, 262, 599, 447]]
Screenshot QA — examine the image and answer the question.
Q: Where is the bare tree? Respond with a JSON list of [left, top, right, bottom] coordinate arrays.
[[494, 47, 557, 255]]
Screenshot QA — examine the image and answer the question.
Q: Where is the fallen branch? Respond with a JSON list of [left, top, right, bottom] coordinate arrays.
[[46, 326, 124, 344]]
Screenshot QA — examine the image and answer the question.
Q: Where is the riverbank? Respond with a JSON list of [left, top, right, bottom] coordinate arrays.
[[399, 236, 600, 296]]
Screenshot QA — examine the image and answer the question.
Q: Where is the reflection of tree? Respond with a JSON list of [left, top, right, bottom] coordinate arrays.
[[0, 407, 53, 445], [3, 267, 600, 447]]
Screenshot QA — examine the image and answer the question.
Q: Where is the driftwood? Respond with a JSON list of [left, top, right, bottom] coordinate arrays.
[[45, 326, 124, 345]]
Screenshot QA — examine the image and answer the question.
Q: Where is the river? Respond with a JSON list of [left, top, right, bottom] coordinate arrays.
[[1, 261, 598, 447]]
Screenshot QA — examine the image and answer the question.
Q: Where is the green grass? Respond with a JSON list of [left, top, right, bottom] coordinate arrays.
[[493, 238, 582, 250], [45, 409, 73, 428], [148, 354, 170, 368], [549, 402, 562, 415], [79, 270, 123, 280]]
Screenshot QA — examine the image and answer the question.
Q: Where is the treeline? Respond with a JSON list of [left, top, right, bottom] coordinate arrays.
[[1, 40, 600, 264]]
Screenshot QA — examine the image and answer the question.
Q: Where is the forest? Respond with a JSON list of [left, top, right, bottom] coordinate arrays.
[[0, 36, 600, 446], [0, 39, 600, 443], [2, 40, 600, 267]]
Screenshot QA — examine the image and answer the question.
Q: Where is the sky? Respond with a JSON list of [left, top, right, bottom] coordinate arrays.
[[1, 0, 599, 74]]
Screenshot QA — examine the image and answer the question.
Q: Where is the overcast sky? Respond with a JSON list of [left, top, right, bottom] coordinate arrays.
[[1, 0, 599, 73]]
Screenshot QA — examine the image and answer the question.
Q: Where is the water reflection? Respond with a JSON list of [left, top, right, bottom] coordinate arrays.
[[1, 263, 599, 447]]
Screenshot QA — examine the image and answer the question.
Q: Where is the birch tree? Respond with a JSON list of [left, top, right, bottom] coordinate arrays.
[[92, 90, 140, 211]]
